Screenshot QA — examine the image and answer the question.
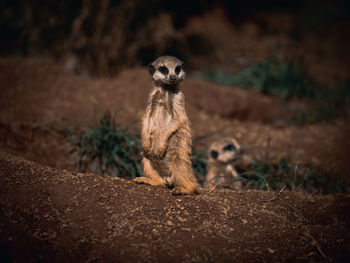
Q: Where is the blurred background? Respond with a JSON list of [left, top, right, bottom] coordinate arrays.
[[1, 0, 349, 77], [0, 0, 350, 192]]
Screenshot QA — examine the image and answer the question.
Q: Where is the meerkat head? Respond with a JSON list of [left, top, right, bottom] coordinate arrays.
[[208, 137, 242, 164], [148, 56, 185, 87]]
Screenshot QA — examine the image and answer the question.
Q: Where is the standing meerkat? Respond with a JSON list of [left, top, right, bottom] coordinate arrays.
[[133, 56, 199, 195], [205, 137, 243, 190]]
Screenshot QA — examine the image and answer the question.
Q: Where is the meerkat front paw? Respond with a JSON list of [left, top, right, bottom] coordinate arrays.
[[157, 139, 169, 158], [150, 144, 167, 159], [143, 149, 151, 159], [142, 142, 152, 158], [142, 140, 151, 152], [156, 147, 167, 159]]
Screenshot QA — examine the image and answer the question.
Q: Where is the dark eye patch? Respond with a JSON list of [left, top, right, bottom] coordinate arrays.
[[223, 144, 236, 151], [158, 66, 169, 75], [175, 65, 182, 75], [210, 150, 219, 159]]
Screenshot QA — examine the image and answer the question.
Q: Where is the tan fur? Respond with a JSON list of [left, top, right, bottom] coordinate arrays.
[[205, 137, 242, 190], [133, 56, 199, 195]]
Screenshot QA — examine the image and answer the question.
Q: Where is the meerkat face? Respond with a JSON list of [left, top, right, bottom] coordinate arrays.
[[148, 56, 185, 86], [208, 137, 242, 164]]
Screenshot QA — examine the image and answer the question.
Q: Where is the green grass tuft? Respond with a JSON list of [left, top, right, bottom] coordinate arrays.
[[72, 113, 209, 181], [206, 58, 317, 99], [204, 58, 350, 122], [238, 158, 349, 194], [72, 112, 143, 178], [191, 144, 208, 185], [71, 113, 349, 194]]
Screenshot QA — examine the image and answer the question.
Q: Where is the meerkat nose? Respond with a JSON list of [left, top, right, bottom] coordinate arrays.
[[169, 75, 177, 81]]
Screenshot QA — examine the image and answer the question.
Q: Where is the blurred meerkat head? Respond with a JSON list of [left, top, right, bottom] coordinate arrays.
[[208, 137, 242, 164], [148, 56, 185, 87]]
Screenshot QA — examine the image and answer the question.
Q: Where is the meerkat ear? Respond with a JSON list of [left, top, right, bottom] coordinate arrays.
[[148, 64, 156, 76], [181, 62, 185, 71]]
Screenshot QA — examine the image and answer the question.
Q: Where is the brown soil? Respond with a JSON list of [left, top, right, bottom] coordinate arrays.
[[1, 10, 350, 263], [1, 151, 349, 262]]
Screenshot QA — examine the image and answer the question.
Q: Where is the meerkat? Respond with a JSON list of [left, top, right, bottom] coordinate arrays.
[[133, 56, 199, 195], [204, 137, 243, 190]]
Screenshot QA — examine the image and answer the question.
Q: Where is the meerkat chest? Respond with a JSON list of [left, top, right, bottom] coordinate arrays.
[[225, 164, 234, 173], [215, 164, 235, 177], [154, 100, 171, 115], [152, 105, 172, 126], [151, 93, 178, 118], [148, 101, 173, 132]]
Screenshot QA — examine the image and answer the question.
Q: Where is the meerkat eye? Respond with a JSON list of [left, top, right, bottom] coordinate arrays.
[[175, 65, 182, 75], [158, 66, 169, 75], [210, 150, 219, 159], [223, 144, 236, 151]]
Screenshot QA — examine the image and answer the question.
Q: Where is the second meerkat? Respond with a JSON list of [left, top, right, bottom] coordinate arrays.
[[133, 56, 199, 195], [205, 137, 243, 190]]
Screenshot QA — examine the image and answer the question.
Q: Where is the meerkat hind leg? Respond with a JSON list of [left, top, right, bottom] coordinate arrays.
[[170, 162, 199, 195], [133, 158, 167, 187], [171, 186, 197, 195], [229, 165, 242, 190]]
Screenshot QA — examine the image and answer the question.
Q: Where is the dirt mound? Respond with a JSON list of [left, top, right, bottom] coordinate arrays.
[[0, 151, 349, 262], [0, 57, 288, 125]]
